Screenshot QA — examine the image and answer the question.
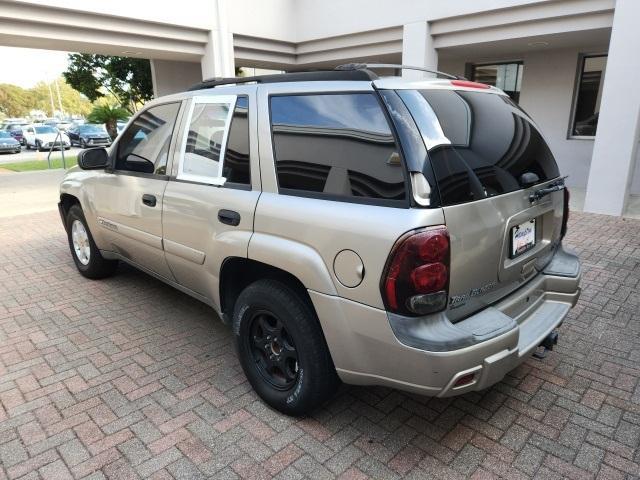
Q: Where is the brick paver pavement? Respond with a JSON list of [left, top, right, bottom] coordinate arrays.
[[1, 210, 639, 479]]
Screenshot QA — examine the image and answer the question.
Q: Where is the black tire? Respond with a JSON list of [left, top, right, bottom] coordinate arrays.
[[25, 141, 30, 150], [233, 279, 340, 416], [65, 204, 118, 279], [36, 140, 43, 152], [80, 139, 87, 149]]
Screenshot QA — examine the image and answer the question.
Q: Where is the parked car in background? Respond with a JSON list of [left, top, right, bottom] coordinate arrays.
[[0, 130, 22, 154], [2, 123, 28, 145], [59, 66, 580, 415], [45, 119, 73, 132], [67, 124, 112, 148], [23, 125, 71, 151]]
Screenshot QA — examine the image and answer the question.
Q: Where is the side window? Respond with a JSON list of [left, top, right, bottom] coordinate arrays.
[[116, 102, 180, 175], [178, 95, 235, 184], [270, 93, 406, 204], [223, 97, 250, 185]]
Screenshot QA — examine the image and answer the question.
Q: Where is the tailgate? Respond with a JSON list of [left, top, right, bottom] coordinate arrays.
[[388, 86, 565, 321], [444, 184, 564, 321]]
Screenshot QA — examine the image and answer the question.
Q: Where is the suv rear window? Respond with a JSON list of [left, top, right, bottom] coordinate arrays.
[[398, 89, 560, 206], [270, 93, 407, 205]]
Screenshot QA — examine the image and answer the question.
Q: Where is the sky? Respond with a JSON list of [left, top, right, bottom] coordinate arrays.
[[1, 47, 70, 88]]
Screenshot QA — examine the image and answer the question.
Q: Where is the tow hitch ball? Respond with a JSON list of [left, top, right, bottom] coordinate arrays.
[[533, 331, 559, 359]]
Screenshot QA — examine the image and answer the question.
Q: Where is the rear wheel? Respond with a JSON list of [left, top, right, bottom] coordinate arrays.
[[65, 204, 118, 279], [233, 280, 339, 416]]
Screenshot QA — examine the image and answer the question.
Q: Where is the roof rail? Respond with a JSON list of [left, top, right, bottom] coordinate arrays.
[[188, 69, 379, 91], [335, 63, 464, 80]]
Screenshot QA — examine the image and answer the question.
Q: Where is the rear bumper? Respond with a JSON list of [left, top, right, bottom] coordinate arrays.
[[311, 245, 580, 396]]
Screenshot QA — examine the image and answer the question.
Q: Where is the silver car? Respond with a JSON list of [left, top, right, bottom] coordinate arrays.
[[58, 65, 581, 415]]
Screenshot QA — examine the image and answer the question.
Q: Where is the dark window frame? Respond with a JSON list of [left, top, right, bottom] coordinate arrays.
[[113, 101, 181, 178], [222, 95, 251, 188], [568, 53, 607, 140], [268, 91, 411, 208]]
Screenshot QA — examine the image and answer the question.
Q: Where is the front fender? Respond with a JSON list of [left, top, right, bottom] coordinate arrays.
[[248, 232, 338, 296], [59, 171, 108, 250]]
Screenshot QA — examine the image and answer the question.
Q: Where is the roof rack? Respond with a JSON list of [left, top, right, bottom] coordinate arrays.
[[188, 69, 379, 91], [335, 63, 464, 80]]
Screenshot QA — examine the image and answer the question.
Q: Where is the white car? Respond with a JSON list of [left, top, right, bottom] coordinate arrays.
[[23, 125, 71, 151]]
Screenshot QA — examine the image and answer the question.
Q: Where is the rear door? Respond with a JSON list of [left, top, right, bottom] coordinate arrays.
[[162, 89, 260, 305], [396, 88, 564, 321]]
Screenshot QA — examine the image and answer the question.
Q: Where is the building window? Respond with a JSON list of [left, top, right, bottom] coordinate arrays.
[[571, 55, 607, 137], [471, 62, 523, 103]]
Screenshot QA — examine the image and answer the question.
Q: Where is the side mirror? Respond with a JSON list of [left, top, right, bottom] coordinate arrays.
[[78, 148, 109, 170], [519, 172, 540, 188]]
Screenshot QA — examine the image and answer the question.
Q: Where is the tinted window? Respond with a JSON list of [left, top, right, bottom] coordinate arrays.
[[270, 93, 406, 204], [0, 131, 10, 138], [222, 97, 250, 185], [117, 102, 180, 175], [399, 89, 559, 206]]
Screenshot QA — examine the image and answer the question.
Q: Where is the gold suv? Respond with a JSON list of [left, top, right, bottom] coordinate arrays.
[[59, 65, 581, 415]]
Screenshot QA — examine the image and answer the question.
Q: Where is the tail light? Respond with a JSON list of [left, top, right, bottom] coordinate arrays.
[[381, 227, 450, 316], [561, 187, 570, 238]]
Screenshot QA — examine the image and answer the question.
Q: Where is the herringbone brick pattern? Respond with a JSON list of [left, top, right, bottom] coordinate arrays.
[[0, 210, 639, 479]]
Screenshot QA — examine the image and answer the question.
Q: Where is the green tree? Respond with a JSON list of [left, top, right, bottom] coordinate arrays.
[[87, 104, 129, 139], [63, 54, 153, 113], [0, 84, 30, 117], [29, 79, 93, 117]]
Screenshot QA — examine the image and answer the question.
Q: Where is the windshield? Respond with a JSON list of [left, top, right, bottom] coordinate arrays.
[[0, 131, 11, 138], [397, 89, 560, 206], [34, 126, 57, 134], [80, 125, 106, 133]]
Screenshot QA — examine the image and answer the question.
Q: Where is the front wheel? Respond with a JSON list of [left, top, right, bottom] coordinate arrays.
[[36, 140, 44, 152], [80, 139, 87, 149], [65, 204, 118, 279], [233, 280, 340, 416]]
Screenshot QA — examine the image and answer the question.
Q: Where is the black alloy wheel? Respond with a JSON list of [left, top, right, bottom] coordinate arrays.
[[247, 311, 299, 390]]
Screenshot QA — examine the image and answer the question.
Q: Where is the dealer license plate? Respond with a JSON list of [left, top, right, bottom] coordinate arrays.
[[511, 219, 536, 258]]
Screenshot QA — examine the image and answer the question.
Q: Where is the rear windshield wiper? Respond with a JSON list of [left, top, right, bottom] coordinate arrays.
[[529, 177, 567, 203]]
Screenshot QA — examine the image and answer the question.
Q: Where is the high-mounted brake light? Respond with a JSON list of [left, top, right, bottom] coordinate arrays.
[[450, 79, 491, 90], [381, 227, 450, 316]]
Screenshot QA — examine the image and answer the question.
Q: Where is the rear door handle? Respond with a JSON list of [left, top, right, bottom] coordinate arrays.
[[142, 194, 157, 207], [218, 209, 240, 226]]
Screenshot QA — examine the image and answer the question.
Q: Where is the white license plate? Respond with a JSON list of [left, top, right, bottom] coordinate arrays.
[[511, 219, 536, 257]]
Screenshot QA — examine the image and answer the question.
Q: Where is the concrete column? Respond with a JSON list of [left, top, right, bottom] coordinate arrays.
[[402, 21, 438, 80], [201, 0, 235, 80], [583, 0, 640, 216], [150, 60, 203, 97]]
